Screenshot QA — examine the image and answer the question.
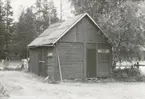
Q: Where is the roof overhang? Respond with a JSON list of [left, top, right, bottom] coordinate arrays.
[[28, 44, 55, 48]]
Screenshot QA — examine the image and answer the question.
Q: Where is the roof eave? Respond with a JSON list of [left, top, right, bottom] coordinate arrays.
[[28, 44, 55, 48]]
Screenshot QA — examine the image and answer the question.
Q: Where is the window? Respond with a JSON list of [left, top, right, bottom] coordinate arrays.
[[47, 52, 53, 57], [98, 49, 110, 53]]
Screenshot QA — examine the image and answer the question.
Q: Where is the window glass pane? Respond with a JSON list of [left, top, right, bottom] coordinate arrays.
[[98, 49, 110, 53]]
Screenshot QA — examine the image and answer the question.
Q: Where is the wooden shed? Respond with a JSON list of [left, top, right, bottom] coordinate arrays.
[[28, 13, 112, 81]]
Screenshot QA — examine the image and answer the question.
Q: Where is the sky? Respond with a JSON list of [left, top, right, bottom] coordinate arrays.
[[11, 0, 73, 21]]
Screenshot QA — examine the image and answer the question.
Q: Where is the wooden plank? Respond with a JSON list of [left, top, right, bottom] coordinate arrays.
[[96, 44, 98, 77], [83, 19, 87, 78], [57, 53, 63, 82]]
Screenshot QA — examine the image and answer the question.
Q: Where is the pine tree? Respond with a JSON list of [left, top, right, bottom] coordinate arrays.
[[34, 0, 59, 34], [15, 8, 37, 58], [3, 0, 13, 54], [0, 0, 6, 58]]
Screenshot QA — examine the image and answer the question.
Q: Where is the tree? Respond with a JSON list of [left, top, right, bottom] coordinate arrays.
[[69, 0, 145, 66], [34, 0, 59, 34], [99, 1, 145, 62], [15, 8, 37, 58], [3, 0, 13, 54], [0, 0, 6, 58]]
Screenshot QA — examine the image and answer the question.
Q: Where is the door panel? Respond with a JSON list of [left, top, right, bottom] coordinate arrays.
[[38, 48, 48, 77], [98, 53, 110, 77], [97, 43, 110, 77], [87, 49, 96, 78]]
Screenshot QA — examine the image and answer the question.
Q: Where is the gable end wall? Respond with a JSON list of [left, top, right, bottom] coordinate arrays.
[[53, 16, 112, 80], [60, 16, 107, 43]]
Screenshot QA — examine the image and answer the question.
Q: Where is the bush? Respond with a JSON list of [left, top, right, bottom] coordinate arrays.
[[112, 67, 143, 82], [135, 75, 145, 82]]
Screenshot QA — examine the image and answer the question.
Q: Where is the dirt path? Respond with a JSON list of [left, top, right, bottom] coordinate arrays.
[[0, 71, 145, 99]]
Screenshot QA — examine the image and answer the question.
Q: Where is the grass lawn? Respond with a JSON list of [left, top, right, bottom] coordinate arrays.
[[0, 71, 145, 99]]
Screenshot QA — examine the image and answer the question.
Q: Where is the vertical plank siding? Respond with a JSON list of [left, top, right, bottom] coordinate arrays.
[[29, 47, 55, 79], [55, 42, 84, 80], [54, 16, 112, 80], [58, 17, 99, 79]]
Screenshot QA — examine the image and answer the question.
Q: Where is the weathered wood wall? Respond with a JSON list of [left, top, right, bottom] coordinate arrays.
[[53, 42, 84, 80], [53, 16, 112, 80], [29, 47, 55, 79]]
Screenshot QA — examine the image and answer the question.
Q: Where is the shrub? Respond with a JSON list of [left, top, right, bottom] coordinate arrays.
[[112, 67, 142, 82], [135, 75, 145, 82]]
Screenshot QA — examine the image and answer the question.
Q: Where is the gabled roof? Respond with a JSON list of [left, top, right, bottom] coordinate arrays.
[[28, 13, 110, 47]]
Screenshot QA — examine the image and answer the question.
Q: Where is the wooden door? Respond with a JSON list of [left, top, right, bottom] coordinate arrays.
[[87, 48, 96, 78], [38, 48, 48, 77], [97, 44, 111, 77], [29, 49, 38, 74]]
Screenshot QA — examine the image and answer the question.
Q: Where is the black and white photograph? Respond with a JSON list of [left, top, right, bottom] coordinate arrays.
[[0, 0, 145, 99]]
